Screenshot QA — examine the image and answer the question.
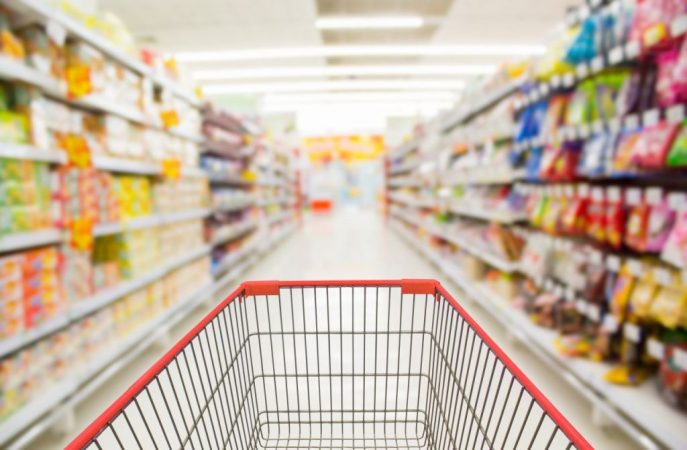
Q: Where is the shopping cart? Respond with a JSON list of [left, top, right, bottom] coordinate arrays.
[[67, 279, 591, 450]]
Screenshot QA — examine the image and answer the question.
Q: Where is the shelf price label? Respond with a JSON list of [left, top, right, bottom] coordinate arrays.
[[160, 109, 180, 128], [66, 64, 93, 99], [65, 134, 91, 168], [70, 217, 94, 251], [647, 338, 665, 360], [161, 158, 181, 180], [623, 323, 641, 343]]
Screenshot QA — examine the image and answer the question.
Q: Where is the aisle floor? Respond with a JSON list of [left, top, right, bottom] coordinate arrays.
[[32, 208, 637, 449]]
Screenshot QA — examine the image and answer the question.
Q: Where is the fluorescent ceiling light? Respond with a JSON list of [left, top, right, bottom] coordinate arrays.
[[194, 64, 496, 81], [204, 79, 466, 95], [264, 92, 457, 104], [263, 101, 452, 113], [315, 16, 424, 29], [176, 44, 546, 63]]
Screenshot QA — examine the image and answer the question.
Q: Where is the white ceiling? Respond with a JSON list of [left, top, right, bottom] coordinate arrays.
[[102, 0, 323, 51], [101, 0, 576, 133], [102, 0, 573, 60]]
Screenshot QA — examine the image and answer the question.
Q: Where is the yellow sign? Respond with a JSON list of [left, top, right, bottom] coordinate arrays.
[[65, 134, 91, 168], [66, 64, 93, 98], [160, 109, 180, 128], [70, 217, 94, 251], [302, 135, 385, 163], [161, 158, 181, 179]]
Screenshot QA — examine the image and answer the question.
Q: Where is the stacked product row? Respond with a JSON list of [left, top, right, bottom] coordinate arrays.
[[0, 1, 300, 447], [201, 106, 300, 286], [387, 1, 687, 448]]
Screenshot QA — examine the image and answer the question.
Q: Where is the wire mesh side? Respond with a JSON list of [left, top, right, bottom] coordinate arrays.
[[427, 290, 580, 450], [83, 291, 262, 450], [79, 282, 586, 450], [245, 285, 435, 449]]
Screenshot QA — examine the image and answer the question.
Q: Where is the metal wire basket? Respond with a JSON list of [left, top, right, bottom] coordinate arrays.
[[67, 279, 591, 450]]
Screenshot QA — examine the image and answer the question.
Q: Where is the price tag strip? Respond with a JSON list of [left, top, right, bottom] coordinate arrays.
[[623, 323, 642, 343], [647, 338, 665, 360]]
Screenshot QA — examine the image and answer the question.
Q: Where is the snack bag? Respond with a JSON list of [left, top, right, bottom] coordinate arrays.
[[658, 336, 687, 412], [615, 69, 642, 116], [665, 120, 687, 166], [625, 197, 651, 251], [651, 284, 687, 329], [541, 95, 569, 137], [655, 48, 681, 107], [661, 211, 687, 268], [629, 270, 659, 319], [610, 265, 636, 320], [613, 129, 642, 173], [561, 193, 589, 234], [579, 133, 608, 177], [587, 189, 607, 243], [631, 121, 680, 168], [646, 195, 676, 252], [605, 187, 625, 249]]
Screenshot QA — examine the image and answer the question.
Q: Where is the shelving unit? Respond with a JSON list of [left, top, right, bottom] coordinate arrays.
[[0, 2, 302, 447], [9, 0, 200, 107], [384, 3, 687, 448], [391, 218, 681, 450]]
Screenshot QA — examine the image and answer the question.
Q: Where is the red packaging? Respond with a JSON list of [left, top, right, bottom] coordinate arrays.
[[605, 187, 626, 249], [631, 121, 680, 168]]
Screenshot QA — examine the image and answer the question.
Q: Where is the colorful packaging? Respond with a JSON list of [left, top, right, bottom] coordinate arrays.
[[666, 120, 687, 166], [631, 121, 680, 168]]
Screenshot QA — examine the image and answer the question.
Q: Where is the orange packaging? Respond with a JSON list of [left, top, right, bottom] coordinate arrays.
[[0, 256, 23, 279]]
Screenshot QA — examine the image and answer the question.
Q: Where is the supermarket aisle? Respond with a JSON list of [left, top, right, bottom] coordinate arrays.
[[244, 208, 637, 450], [33, 208, 635, 449]]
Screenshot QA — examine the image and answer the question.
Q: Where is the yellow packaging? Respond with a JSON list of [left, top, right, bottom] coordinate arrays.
[[650, 285, 687, 329], [610, 266, 636, 320]]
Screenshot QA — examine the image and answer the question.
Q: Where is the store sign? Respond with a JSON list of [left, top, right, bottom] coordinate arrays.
[[161, 158, 181, 179], [160, 109, 180, 128], [302, 135, 385, 163]]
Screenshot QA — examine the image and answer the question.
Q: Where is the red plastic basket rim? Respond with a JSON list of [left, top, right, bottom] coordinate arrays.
[[66, 279, 592, 450]]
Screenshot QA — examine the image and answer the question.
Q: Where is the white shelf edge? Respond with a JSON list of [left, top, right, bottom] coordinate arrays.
[[0, 142, 66, 164], [210, 221, 258, 247], [213, 200, 256, 213], [0, 316, 70, 359], [387, 194, 436, 209], [391, 211, 519, 273], [442, 168, 525, 186], [448, 204, 528, 224], [161, 208, 210, 224], [0, 229, 62, 254]]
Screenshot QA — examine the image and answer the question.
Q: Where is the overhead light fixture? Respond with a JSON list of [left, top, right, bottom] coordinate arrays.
[[203, 79, 466, 95], [263, 91, 457, 104], [262, 101, 453, 114], [193, 64, 497, 81], [175, 44, 546, 63], [315, 16, 424, 29]]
